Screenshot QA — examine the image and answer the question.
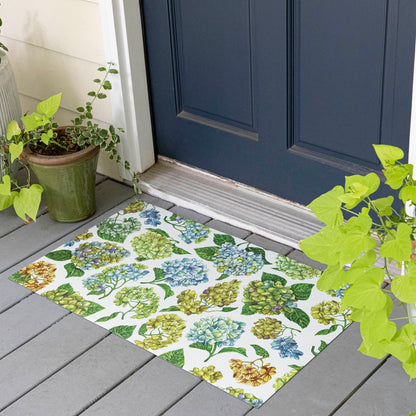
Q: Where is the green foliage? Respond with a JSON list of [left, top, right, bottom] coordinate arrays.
[[0, 63, 140, 222], [299, 144, 416, 379]]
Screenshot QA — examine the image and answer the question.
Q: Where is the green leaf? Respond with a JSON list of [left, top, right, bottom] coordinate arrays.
[[9, 271, 28, 284], [195, 246, 218, 261], [189, 342, 212, 352], [213, 234, 236, 246], [316, 265, 347, 292], [403, 360, 416, 379], [216, 274, 230, 280], [380, 223, 412, 262], [6, 120, 21, 141], [315, 325, 338, 336], [9, 142, 23, 163], [172, 246, 190, 255], [87, 290, 105, 297], [217, 347, 247, 356], [261, 272, 287, 286], [97, 93, 107, 99], [399, 186, 416, 205], [299, 226, 342, 265], [241, 304, 256, 315], [13, 184, 43, 221], [383, 324, 416, 362], [384, 164, 413, 189], [21, 112, 47, 132], [82, 301, 105, 317], [0, 174, 11, 196], [64, 263, 84, 278], [338, 173, 380, 209], [40, 129, 53, 145], [372, 196, 394, 217], [45, 250, 72, 261], [307, 185, 344, 226], [311, 340, 328, 356], [290, 283, 314, 300], [345, 250, 378, 284], [289, 364, 304, 371], [57, 283, 74, 293], [0, 191, 16, 210], [96, 311, 121, 322], [246, 247, 272, 265], [36, 93, 62, 117], [153, 267, 165, 281], [373, 144, 404, 168], [338, 229, 377, 266], [222, 307, 238, 312], [251, 344, 269, 358], [341, 268, 387, 311], [138, 323, 147, 336], [391, 262, 416, 303], [160, 348, 185, 368], [160, 306, 181, 312], [146, 228, 170, 238], [359, 308, 396, 351], [97, 66, 106, 72], [103, 80, 112, 90], [109, 325, 136, 339], [157, 283, 174, 299], [284, 308, 310, 329]]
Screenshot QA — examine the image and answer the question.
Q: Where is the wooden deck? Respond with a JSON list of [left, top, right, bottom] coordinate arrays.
[[0, 177, 414, 416]]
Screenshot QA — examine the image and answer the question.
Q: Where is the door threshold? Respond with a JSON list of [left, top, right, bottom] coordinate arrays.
[[139, 156, 324, 249]]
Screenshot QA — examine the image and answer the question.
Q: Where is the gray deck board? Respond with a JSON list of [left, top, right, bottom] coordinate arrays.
[[333, 357, 416, 415], [0, 279, 32, 313], [1, 335, 154, 416], [0, 314, 108, 411], [81, 357, 201, 416], [160, 382, 251, 416], [245, 234, 294, 256], [205, 219, 251, 240], [0, 295, 69, 359]]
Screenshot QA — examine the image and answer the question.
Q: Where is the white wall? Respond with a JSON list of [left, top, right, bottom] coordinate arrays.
[[409, 40, 416, 167], [0, 0, 121, 179]]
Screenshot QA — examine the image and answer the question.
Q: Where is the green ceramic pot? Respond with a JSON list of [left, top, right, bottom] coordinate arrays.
[[23, 142, 100, 223]]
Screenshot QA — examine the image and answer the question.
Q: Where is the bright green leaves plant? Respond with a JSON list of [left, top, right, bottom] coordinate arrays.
[[308, 185, 344, 226], [300, 144, 416, 379]]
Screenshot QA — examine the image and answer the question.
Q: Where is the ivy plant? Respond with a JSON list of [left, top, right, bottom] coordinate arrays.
[[299, 144, 416, 379], [0, 63, 140, 222]]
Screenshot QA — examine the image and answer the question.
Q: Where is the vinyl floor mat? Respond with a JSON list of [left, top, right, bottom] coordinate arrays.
[[9, 200, 350, 408]]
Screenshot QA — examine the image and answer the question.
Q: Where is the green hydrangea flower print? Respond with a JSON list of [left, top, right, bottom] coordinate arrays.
[[97, 214, 141, 243], [243, 280, 297, 315], [135, 313, 186, 350], [71, 242, 130, 270], [274, 254, 321, 280], [123, 201, 146, 214], [114, 286, 160, 319], [131, 231, 174, 260], [213, 243, 263, 276]]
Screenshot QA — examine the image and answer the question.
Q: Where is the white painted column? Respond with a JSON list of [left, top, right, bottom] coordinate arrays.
[[98, 0, 155, 177]]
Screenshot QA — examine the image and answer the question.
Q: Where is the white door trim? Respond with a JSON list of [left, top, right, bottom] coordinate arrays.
[[98, 0, 154, 177]]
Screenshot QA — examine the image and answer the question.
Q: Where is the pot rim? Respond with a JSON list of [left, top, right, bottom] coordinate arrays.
[[23, 143, 100, 166]]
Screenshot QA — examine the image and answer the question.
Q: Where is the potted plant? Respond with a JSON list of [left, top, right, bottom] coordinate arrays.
[[0, 14, 22, 181], [0, 63, 139, 223], [299, 144, 416, 379]]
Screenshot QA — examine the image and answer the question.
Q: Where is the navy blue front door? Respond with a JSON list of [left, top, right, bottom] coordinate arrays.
[[141, 0, 415, 205]]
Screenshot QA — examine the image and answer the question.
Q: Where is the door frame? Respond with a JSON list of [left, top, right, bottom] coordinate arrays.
[[99, 0, 416, 177]]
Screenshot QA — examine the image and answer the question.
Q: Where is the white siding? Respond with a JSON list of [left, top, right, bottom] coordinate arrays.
[[0, 0, 122, 179]]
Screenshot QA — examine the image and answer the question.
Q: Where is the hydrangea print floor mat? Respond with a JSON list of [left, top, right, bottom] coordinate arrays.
[[9, 200, 351, 408]]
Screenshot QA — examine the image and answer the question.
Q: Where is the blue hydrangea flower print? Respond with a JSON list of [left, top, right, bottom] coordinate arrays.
[[271, 337, 303, 360], [336, 283, 350, 298], [140, 208, 161, 227], [213, 243, 264, 276], [180, 222, 210, 244], [187, 316, 246, 347], [161, 258, 208, 287]]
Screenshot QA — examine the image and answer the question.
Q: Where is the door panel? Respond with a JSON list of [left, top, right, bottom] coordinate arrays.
[[141, 0, 415, 205]]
